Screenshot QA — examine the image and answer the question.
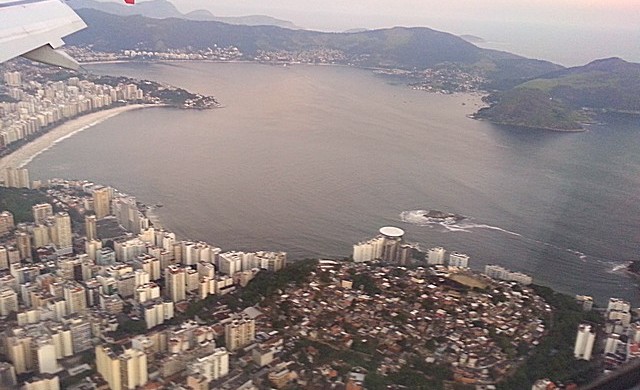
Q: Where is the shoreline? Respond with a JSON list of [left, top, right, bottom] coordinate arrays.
[[469, 115, 586, 132], [0, 104, 154, 172]]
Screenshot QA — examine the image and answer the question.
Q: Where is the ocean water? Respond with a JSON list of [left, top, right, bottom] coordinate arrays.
[[27, 62, 640, 305]]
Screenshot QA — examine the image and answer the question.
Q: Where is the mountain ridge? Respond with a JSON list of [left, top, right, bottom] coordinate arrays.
[[67, 9, 562, 89], [67, 0, 299, 29]]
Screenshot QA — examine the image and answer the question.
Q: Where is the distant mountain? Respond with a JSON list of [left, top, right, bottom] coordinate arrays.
[[475, 57, 640, 130], [67, 0, 299, 29], [68, 9, 561, 88], [460, 35, 485, 44], [344, 28, 369, 33]]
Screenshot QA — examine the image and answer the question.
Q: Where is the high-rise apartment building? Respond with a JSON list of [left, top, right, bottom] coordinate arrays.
[[32, 204, 53, 225], [23, 375, 60, 390], [63, 282, 86, 314], [353, 227, 409, 264], [225, 315, 255, 351], [0, 246, 8, 270], [85, 239, 102, 261], [16, 232, 31, 260], [85, 215, 97, 241], [32, 225, 50, 248], [4, 167, 29, 188], [119, 348, 148, 389], [93, 187, 111, 220], [133, 254, 161, 281], [448, 251, 470, 268], [66, 316, 92, 353], [114, 196, 142, 234], [3, 71, 22, 86], [96, 346, 148, 390], [188, 348, 230, 381], [257, 251, 287, 272], [34, 337, 59, 374], [0, 211, 14, 236], [0, 362, 17, 389], [574, 324, 596, 361], [0, 286, 18, 316], [53, 212, 72, 253], [165, 265, 186, 302], [353, 237, 385, 263], [96, 346, 121, 390], [427, 247, 446, 265]]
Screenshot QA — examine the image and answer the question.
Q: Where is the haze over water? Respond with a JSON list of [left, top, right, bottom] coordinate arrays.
[[27, 62, 640, 305]]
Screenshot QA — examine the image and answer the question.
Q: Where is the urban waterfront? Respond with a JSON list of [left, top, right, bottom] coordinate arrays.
[[27, 62, 640, 305]]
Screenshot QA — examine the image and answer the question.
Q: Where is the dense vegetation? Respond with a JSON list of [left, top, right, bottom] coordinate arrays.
[[0, 187, 50, 223], [497, 285, 603, 389], [478, 58, 640, 130], [521, 58, 640, 113], [475, 88, 588, 130]]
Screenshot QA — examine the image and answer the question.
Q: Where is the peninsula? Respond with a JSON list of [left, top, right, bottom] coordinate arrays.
[[475, 58, 640, 131]]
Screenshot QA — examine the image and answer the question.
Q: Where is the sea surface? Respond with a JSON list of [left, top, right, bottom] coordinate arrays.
[[27, 62, 640, 305]]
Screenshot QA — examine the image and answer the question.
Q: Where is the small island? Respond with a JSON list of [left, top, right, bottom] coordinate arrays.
[[628, 261, 640, 276], [423, 209, 466, 224]]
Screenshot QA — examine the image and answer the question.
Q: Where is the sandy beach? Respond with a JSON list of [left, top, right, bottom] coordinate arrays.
[[0, 104, 150, 173]]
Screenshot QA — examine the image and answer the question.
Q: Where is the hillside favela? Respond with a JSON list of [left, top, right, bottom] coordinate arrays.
[[1, 0, 640, 390]]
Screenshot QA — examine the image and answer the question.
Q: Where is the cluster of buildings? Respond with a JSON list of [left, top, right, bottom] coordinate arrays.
[[92, 313, 257, 390], [254, 49, 348, 65], [484, 264, 533, 285], [1, 171, 635, 389], [408, 66, 485, 93], [601, 298, 640, 370], [0, 177, 294, 389], [66, 45, 244, 63], [0, 69, 147, 150], [262, 259, 548, 387], [535, 296, 640, 389], [352, 226, 416, 264], [426, 246, 470, 268], [571, 297, 640, 370]]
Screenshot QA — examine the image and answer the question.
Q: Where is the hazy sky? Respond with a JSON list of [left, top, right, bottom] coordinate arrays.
[[109, 0, 640, 65]]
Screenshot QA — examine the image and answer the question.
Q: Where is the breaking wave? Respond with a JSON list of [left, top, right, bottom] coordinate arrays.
[[399, 210, 605, 264], [399, 210, 521, 237]]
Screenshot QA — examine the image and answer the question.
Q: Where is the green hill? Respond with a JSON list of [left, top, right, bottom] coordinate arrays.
[[475, 58, 640, 130], [475, 89, 588, 131], [520, 57, 640, 113]]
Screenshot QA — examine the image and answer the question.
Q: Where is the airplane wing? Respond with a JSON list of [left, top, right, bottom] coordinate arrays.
[[0, 0, 134, 71]]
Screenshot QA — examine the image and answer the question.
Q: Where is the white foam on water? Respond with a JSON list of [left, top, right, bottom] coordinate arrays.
[[400, 210, 520, 236], [400, 209, 603, 265]]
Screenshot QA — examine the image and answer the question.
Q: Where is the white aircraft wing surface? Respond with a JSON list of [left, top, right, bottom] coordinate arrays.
[[0, 0, 87, 70]]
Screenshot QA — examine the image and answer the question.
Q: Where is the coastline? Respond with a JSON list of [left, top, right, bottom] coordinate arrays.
[[470, 115, 586, 132], [0, 104, 154, 172]]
